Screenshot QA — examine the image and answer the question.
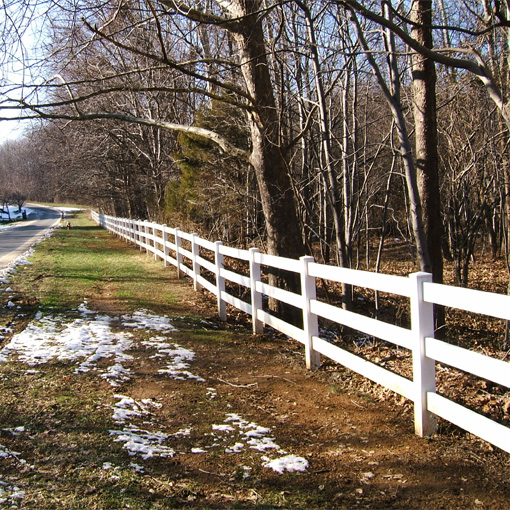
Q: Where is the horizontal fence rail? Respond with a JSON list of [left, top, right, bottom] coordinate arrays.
[[91, 211, 510, 454]]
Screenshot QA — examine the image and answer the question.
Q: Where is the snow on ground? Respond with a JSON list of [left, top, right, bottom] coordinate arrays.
[[109, 425, 176, 461], [0, 301, 207, 387], [0, 478, 25, 507], [55, 207, 83, 212], [122, 310, 178, 332], [142, 336, 205, 381], [0, 302, 309, 503], [0, 205, 82, 232], [208, 413, 309, 473], [111, 395, 161, 423], [0, 207, 36, 231], [0, 440, 29, 505]]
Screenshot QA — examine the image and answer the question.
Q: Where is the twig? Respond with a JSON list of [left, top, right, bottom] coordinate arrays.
[[198, 468, 226, 478], [350, 399, 365, 409], [217, 378, 257, 388]]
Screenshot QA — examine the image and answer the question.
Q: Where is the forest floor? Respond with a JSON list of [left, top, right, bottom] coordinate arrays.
[[0, 211, 508, 509]]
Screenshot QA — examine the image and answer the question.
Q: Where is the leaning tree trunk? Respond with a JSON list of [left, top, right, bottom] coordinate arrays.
[[231, 1, 306, 322]]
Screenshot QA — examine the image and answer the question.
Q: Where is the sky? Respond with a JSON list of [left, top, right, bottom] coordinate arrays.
[[0, 3, 47, 143], [0, 118, 24, 142]]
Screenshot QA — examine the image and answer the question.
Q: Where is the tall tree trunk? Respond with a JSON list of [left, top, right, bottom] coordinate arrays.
[[231, 1, 305, 322], [411, 0, 445, 331], [230, 1, 305, 260]]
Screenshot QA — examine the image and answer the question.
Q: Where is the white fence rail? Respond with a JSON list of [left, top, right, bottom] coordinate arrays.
[[91, 211, 510, 454]]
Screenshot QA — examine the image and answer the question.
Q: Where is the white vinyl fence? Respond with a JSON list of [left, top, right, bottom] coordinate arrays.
[[92, 211, 510, 454]]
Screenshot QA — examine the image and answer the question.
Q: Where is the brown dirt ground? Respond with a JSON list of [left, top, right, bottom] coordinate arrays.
[[1, 233, 509, 508], [108, 272, 510, 509]]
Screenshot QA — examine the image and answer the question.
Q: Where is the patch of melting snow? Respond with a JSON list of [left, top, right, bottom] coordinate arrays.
[[130, 462, 145, 473], [121, 310, 178, 332], [109, 425, 175, 460], [142, 336, 205, 382], [212, 424, 235, 433], [174, 428, 191, 437], [225, 442, 245, 453], [262, 454, 309, 474], [0, 445, 26, 464], [111, 395, 155, 423], [213, 414, 280, 454], [0, 477, 25, 506], [0, 443, 29, 506], [0, 302, 202, 385], [0, 311, 134, 386], [109, 395, 181, 462], [0, 302, 309, 479], [210, 413, 309, 473], [2, 427, 24, 436]]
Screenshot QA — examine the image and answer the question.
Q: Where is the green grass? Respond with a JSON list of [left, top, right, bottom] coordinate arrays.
[[12, 211, 187, 315]]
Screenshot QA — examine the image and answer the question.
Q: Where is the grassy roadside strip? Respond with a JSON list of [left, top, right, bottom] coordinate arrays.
[[0, 211, 234, 509], [7, 211, 188, 315]]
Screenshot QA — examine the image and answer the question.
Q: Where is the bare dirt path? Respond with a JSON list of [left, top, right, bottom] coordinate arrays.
[[161, 294, 510, 509]]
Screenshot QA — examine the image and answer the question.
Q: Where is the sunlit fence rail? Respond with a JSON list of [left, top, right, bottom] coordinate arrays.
[[92, 211, 510, 454]]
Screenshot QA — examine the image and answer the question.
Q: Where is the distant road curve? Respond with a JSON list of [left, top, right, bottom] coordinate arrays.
[[0, 204, 62, 270]]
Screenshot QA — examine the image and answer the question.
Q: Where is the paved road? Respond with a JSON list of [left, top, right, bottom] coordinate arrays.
[[0, 204, 61, 270]]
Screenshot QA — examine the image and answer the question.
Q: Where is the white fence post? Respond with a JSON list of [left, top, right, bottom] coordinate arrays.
[[215, 241, 227, 321], [139, 221, 144, 252], [175, 228, 182, 278], [145, 222, 150, 254], [133, 220, 138, 247], [410, 272, 437, 437], [163, 226, 169, 266], [153, 224, 158, 260], [249, 247, 263, 334], [191, 234, 202, 291], [301, 256, 320, 370]]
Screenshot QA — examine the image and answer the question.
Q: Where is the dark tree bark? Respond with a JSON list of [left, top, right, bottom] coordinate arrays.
[[411, 0, 444, 330], [230, 1, 305, 262], [229, 1, 305, 323], [411, 0, 443, 282]]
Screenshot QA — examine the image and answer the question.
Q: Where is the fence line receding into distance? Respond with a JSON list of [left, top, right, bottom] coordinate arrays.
[[91, 211, 510, 454]]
